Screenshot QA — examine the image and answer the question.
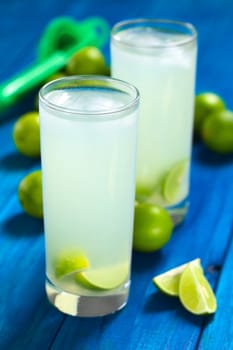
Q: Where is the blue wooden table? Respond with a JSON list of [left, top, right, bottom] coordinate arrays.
[[1, 0, 233, 349]]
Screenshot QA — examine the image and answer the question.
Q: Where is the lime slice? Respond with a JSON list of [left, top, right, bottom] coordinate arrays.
[[54, 251, 90, 278], [152, 258, 201, 296], [163, 160, 189, 204], [179, 262, 217, 315], [75, 262, 129, 290]]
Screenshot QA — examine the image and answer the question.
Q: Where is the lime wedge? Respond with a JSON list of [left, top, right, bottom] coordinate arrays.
[[152, 259, 201, 296], [163, 160, 189, 204], [54, 251, 90, 278], [75, 262, 129, 290], [179, 262, 217, 315]]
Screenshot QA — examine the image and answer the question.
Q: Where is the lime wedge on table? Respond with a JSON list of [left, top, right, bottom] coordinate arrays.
[[179, 262, 217, 315], [75, 263, 129, 290], [54, 251, 90, 278], [163, 160, 189, 204], [153, 259, 201, 296]]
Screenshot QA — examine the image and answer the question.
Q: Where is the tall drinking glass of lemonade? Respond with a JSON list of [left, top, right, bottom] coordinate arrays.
[[111, 19, 197, 224], [39, 76, 139, 317]]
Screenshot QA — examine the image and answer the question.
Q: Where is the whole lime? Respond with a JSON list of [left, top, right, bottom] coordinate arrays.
[[194, 93, 225, 134], [133, 203, 174, 252], [66, 46, 107, 75], [13, 112, 40, 157], [201, 110, 233, 154], [18, 170, 43, 218]]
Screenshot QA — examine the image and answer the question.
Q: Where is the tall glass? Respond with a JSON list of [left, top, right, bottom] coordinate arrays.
[[111, 19, 197, 224], [39, 76, 139, 317]]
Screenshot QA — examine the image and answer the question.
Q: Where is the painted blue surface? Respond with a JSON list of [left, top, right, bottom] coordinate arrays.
[[0, 0, 233, 349]]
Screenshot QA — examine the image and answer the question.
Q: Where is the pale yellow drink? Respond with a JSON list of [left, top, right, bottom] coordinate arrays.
[[39, 76, 139, 316], [111, 20, 197, 222]]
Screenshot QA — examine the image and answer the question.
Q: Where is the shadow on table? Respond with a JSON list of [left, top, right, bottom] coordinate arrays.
[[0, 90, 38, 126], [0, 152, 38, 171], [3, 212, 43, 236], [131, 251, 162, 274], [144, 292, 203, 326], [194, 143, 233, 167], [51, 310, 118, 349]]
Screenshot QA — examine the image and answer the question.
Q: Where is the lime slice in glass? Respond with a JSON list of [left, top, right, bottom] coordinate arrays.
[[54, 251, 90, 278], [75, 262, 129, 290], [152, 258, 201, 296], [162, 160, 189, 204], [179, 262, 217, 315]]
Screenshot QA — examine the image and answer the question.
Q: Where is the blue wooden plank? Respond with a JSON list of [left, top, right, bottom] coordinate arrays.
[[198, 231, 233, 350], [0, 195, 65, 350]]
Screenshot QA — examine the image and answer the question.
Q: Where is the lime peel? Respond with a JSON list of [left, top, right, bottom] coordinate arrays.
[[13, 111, 40, 158], [133, 203, 174, 252], [18, 170, 43, 218]]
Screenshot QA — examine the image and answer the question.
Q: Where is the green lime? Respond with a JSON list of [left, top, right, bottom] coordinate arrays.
[[54, 251, 90, 278], [75, 262, 129, 290], [194, 92, 225, 134], [201, 109, 233, 154], [13, 112, 40, 157], [152, 258, 201, 296], [133, 203, 173, 252], [179, 261, 217, 315], [18, 170, 43, 218], [162, 160, 189, 204], [66, 46, 108, 75], [136, 185, 154, 202]]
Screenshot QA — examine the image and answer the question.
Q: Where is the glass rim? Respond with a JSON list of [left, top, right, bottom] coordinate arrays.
[[111, 18, 197, 49], [39, 75, 140, 119]]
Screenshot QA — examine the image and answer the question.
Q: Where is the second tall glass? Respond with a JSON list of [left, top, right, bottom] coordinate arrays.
[[111, 19, 197, 224]]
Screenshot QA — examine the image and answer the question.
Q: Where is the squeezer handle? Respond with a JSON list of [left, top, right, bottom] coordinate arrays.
[[0, 17, 109, 115]]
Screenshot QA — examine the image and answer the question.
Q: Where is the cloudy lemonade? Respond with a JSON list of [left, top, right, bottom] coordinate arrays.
[[111, 21, 197, 221], [39, 77, 139, 316]]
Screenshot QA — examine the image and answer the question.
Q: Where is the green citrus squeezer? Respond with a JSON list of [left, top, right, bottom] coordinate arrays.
[[0, 16, 109, 114]]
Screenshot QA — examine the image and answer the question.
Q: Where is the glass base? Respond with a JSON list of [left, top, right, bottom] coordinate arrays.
[[45, 277, 129, 317], [165, 197, 189, 226]]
